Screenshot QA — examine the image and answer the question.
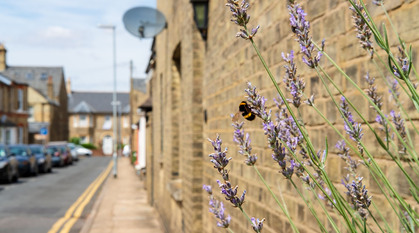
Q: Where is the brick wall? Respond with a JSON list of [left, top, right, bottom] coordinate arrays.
[[149, 0, 419, 232]]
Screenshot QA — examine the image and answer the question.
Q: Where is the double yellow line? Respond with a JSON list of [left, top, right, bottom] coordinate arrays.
[[48, 161, 113, 233]]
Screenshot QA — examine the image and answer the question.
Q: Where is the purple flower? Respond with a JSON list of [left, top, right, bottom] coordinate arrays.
[[251, 217, 265, 232], [208, 135, 232, 173], [217, 180, 246, 207], [232, 121, 258, 165], [342, 177, 372, 220], [340, 96, 363, 142], [390, 110, 407, 154], [226, 0, 250, 27], [350, 1, 374, 59], [203, 184, 213, 195], [245, 82, 271, 122], [364, 73, 382, 110], [226, 0, 260, 40], [336, 140, 359, 175], [287, 2, 323, 68], [282, 50, 306, 108], [393, 47, 410, 79], [372, 0, 384, 6], [208, 196, 231, 228], [389, 78, 400, 100]]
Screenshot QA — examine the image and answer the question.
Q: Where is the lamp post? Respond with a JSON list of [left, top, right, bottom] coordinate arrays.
[[98, 24, 118, 178]]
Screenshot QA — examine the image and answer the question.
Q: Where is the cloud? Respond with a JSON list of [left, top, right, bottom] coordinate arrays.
[[23, 26, 87, 48]]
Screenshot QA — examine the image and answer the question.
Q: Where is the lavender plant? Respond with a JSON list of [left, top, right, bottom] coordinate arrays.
[[208, 135, 264, 233], [203, 0, 419, 232]]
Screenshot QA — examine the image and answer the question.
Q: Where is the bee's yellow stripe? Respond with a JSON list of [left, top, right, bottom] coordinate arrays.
[[244, 112, 252, 119]]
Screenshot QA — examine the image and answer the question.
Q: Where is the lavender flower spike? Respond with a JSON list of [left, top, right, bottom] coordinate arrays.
[[343, 177, 372, 220], [372, 0, 384, 6], [232, 121, 257, 165], [390, 110, 407, 155], [251, 217, 265, 232], [340, 96, 363, 142], [350, 1, 374, 59], [226, 0, 260, 40], [208, 135, 232, 172], [282, 50, 305, 107], [287, 1, 323, 68], [245, 82, 271, 122], [208, 195, 231, 228], [217, 180, 246, 207], [203, 184, 213, 195]]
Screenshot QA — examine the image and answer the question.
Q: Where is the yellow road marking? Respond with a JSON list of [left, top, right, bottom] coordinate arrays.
[[47, 161, 113, 233], [59, 162, 113, 233]]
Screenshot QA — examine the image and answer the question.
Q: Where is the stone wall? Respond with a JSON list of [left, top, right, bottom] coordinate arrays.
[[149, 0, 419, 232]]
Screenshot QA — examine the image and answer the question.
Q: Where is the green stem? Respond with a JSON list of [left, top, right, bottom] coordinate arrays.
[[289, 180, 331, 233], [252, 166, 300, 233], [238, 206, 259, 233]]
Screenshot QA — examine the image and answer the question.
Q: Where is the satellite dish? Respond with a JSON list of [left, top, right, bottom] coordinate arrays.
[[123, 7, 166, 39]]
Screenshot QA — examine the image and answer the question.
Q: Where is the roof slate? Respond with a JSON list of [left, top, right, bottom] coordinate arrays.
[[68, 92, 130, 114], [0, 66, 64, 98]]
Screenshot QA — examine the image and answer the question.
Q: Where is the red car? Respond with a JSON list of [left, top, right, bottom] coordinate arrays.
[[47, 142, 73, 166]]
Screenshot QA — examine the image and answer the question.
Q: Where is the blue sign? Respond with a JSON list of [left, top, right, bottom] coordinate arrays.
[[40, 127, 48, 135]]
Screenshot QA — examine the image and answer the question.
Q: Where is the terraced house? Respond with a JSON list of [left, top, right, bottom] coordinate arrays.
[[0, 43, 68, 144], [68, 91, 131, 155], [0, 72, 28, 145], [144, 1, 419, 233]]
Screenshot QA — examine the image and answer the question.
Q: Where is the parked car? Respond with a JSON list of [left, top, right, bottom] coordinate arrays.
[[75, 145, 92, 157], [8, 144, 38, 176], [46, 146, 63, 167], [47, 142, 73, 166], [0, 144, 19, 183], [67, 143, 79, 161], [29, 144, 52, 173]]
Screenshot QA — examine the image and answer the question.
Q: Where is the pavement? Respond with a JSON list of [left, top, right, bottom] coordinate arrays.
[[80, 157, 164, 233]]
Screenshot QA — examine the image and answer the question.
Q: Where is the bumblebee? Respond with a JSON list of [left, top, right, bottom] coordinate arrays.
[[238, 101, 255, 121]]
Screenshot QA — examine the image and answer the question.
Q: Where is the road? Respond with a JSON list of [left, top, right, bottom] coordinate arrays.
[[0, 156, 111, 233]]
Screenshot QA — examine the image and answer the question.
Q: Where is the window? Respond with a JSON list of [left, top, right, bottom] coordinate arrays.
[[73, 116, 78, 127], [80, 136, 88, 144], [17, 89, 23, 111], [79, 114, 88, 127], [26, 73, 33, 80], [28, 106, 35, 122], [89, 115, 93, 127], [5, 128, 11, 145], [40, 73, 48, 80], [102, 115, 112, 130], [18, 127, 23, 144]]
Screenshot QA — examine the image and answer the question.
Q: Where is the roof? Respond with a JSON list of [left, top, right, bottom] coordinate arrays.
[[0, 74, 12, 86], [0, 66, 64, 98], [139, 97, 152, 111], [132, 78, 147, 93], [68, 91, 130, 114], [30, 87, 59, 106]]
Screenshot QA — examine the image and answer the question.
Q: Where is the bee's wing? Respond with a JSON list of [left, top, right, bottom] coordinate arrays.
[[231, 112, 241, 122]]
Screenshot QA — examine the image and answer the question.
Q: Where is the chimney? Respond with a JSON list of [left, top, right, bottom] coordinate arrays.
[[48, 76, 54, 100], [0, 43, 6, 71], [66, 77, 72, 95]]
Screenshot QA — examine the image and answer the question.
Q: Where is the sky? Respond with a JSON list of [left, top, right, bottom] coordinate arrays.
[[0, 0, 156, 92]]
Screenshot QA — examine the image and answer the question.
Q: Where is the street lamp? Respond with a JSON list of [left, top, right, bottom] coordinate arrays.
[[98, 24, 118, 178]]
